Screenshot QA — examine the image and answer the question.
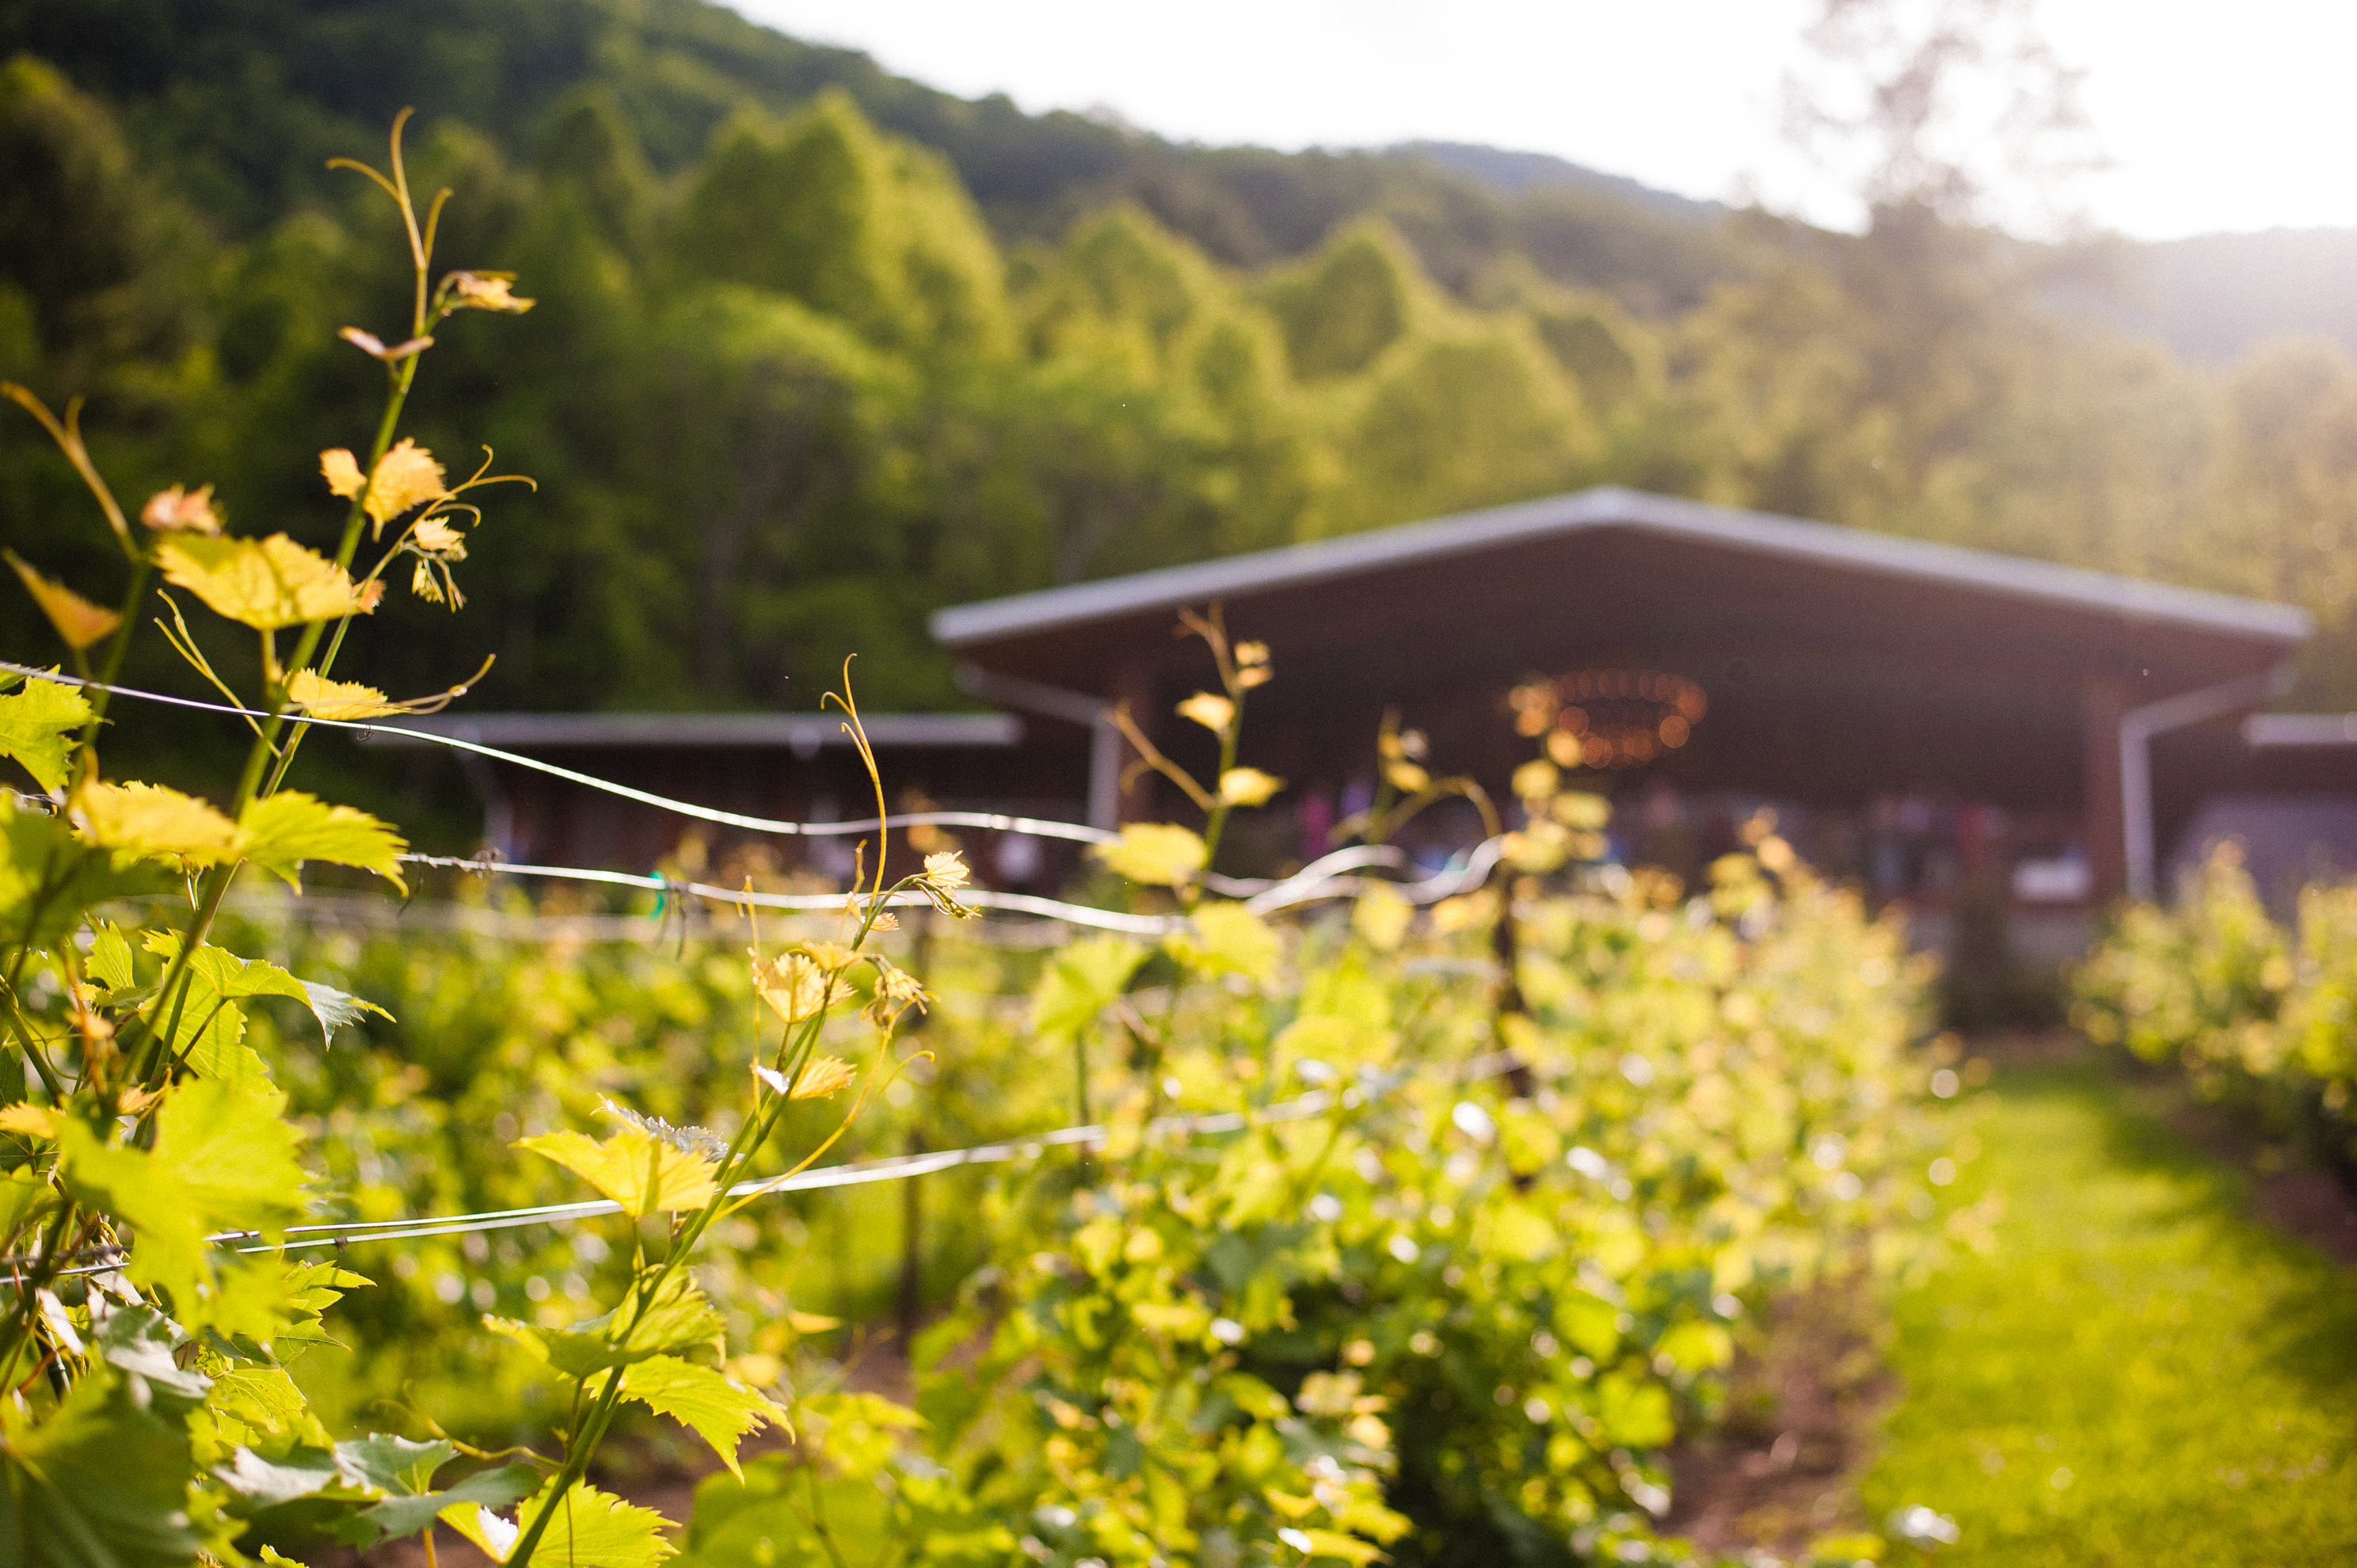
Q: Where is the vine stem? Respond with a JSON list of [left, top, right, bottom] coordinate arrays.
[[510, 859, 918, 1566], [126, 313, 424, 1092]]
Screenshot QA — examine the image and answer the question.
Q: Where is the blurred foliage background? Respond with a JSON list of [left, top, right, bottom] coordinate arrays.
[[8, 0, 2357, 744]]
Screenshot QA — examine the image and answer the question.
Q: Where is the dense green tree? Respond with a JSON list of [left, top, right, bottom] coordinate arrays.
[[11, 0, 2357, 731], [672, 90, 1011, 363]]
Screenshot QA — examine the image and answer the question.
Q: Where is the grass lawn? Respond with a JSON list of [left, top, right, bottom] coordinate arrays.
[[1860, 1060, 2357, 1564]]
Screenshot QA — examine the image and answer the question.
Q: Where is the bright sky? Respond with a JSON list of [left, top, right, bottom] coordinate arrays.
[[725, 0, 2357, 241]]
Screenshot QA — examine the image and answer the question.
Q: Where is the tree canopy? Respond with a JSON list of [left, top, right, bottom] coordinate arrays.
[[8, 0, 2357, 737]]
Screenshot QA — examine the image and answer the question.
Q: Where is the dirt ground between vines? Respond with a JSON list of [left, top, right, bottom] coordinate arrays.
[[319, 1029, 2357, 1566], [1660, 1278, 1894, 1555]]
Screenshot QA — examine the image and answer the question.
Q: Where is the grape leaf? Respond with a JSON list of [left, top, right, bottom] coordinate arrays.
[[447, 1482, 676, 1568], [333, 1434, 455, 1498], [73, 781, 242, 866], [0, 672, 91, 793], [296, 979, 392, 1041], [0, 794, 166, 946], [285, 669, 400, 720], [484, 1316, 645, 1379], [360, 1461, 535, 1540], [215, 1447, 345, 1508], [204, 1365, 332, 1453], [1091, 822, 1206, 887], [490, 1271, 726, 1382], [143, 931, 390, 1051], [4, 553, 119, 652], [517, 1124, 717, 1216], [59, 1077, 308, 1322], [238, 791, 408, 892], [356, 440, 446, 528], [1174, 902, 1281, 988], [154, 533, 367, 630], [1030, 935, 1146, 1041], [1217, 766, 1284, 806], [88, 923, 135, 989], [94, 1303, 212, 1413], [273, 1260, 370, 1352], [0, 1368, 202, 1568], [575, 1273, 727, 1359], [620, 1355, 782, 1478]]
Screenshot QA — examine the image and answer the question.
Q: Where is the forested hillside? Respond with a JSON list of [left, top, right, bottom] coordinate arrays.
[[7, 0, 2357, 734]]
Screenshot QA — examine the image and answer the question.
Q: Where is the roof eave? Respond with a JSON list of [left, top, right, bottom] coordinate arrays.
[[930, 485, 2313, 650]]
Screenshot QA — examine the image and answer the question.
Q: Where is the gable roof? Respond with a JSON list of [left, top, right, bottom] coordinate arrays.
[[933, 485, 2311, 649]]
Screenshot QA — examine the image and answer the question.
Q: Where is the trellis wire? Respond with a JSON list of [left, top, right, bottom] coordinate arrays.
[[8, 1049, 1534, 1290], [389, 837, 1502, 939], [2, 663, 1518, 1280], [4, 663, 1501, 925], [187, 1048, 1528, 1260], [0, 661, 1116, 847], [8, 1049, 1525, 1282]]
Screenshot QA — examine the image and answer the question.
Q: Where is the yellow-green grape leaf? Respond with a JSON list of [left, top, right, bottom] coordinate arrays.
[[238, 790, 408, 892], [1479, 1199, 1559, 1263], [1175, 691, 1233, 734], [359, 440, 447, 527], [140, 931, 314, 1089], [5, 553, 120, 652], [73, 781, 241, 866], [516, 1124, 718, 1216], [486, 1275, 729, 1376], [750, 950, 828, 1025], [1554, 790, 1612, 829], [274, 1260, 371, 1353], [0, 1105, 57, 1140], [1351, 885, 1414, 952], [319, 448, 365, 498], [201, 1365, 333, 1456], [619, 1355, 782, 1478], [154, 533, 367, 630], [1175, 901, 1281, 988], [1281, 1529, 1386, 1566], [0, 1367, 204, 1568], [59, 1077, 307, 1323], [0, 1167, 52, 1244], [1030, 934, 1146, 1041], [594, 1272, 727, 1358], [88, 923, 135, 989], [0, 794, 165, 944], [1217, 767, 1284, 807], [285, 669, 402, 720], [484, 1316, 646, 1379], [0, 672, 92, 793], [1092, 822, 1207, 887], [447, 1481, 674, 1568]]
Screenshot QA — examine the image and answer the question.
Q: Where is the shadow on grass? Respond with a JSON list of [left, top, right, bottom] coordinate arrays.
[[1993, 1060, 2357, 1408]]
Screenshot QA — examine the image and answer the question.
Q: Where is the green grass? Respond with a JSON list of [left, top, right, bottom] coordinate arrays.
[[1860, 1062, 2357, 1564]]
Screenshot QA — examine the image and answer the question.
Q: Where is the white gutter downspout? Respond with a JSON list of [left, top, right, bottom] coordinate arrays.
[[954, 663, 1123, 831], [2120, 663, 2294, 902]]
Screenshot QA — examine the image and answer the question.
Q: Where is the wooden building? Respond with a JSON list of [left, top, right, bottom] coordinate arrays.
[[932, 486, 2316, 934], [379, 486, 2336, 932]]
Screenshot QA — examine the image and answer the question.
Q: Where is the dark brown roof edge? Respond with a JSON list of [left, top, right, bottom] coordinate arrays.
[[931, 485, 2313, 649]]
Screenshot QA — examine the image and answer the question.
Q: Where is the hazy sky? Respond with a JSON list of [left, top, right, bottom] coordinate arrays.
[[725, 0, 2357, 240]]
